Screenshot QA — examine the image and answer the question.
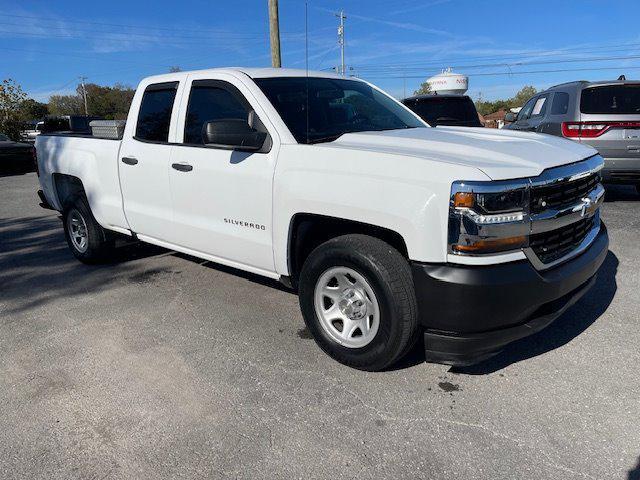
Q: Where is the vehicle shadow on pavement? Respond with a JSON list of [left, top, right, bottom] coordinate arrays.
[[0, 215, 168, 315], [629, 457, 640, 480], [171, 252, 295, 294], [449, 250, 618, 375], [627, 457, 640, 480]]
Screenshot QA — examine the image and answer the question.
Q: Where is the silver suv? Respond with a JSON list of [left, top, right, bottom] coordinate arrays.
[[505, 79, 640, 192]]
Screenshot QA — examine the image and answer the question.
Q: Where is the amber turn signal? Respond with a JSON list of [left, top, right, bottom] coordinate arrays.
[[453, 235, 527, 254], [453, 192, 475, 208]]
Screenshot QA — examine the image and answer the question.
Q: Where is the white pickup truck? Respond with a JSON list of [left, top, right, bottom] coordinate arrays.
[[36, 68, 608, 371]]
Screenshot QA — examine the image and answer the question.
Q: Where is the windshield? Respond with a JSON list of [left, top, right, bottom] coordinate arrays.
[[254, 77, 425, 144], [404, 96, 481, 126]]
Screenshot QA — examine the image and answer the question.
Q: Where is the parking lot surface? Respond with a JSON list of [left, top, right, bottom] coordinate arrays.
[[1, 172, 639, 480]]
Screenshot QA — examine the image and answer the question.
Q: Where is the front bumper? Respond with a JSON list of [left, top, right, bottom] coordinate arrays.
[[412, 224, 608, 366], [601, 157, 640, 183]]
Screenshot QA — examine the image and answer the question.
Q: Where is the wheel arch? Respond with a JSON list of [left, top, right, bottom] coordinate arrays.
[[52, 173, 87, 210], [286, 213, 409, 288]]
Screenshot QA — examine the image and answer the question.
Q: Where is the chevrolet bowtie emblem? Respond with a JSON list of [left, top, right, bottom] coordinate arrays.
[[580, 196, 598, 217]]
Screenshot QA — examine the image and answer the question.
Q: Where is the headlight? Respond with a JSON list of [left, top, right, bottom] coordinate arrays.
[[449, 180, 530, 255], [453, 189, 527, 214]]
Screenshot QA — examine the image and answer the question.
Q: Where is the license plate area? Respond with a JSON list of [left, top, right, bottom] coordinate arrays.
[[624, 128, 640, 140]]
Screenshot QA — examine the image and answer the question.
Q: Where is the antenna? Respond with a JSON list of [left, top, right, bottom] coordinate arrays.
[[305, 0, 310, 144]]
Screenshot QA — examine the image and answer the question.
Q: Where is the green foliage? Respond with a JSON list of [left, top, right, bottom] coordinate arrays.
[[0, 79, 28, 140], [475, 85, 538, 116], [48, 94, 84, 116], [48, 83, 135, 119], [19, 98, 49, 120], [413, 81, 432, 96], [82, 83, 135, 119]]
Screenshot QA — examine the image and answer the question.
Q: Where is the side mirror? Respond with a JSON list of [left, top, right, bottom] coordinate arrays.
[[504, 112, 516, 123], [202, 119, 267, 152]]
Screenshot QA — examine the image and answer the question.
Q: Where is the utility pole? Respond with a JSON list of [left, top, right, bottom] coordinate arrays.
[[268, 0, 281, 68], [335, 10, 346, 76], [79, 76, 88, 115]]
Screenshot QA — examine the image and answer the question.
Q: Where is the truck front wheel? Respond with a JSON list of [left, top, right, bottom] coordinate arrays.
[[62, 196, 114, 264], [298, 234, 419, 371]]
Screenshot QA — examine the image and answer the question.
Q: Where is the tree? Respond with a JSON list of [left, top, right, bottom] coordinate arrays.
[[0, 78, 28, 140], [47, 83, 135, 119], [48, 94, 84, 116], [168, 66, 182, 73], [413, 80, 432, 95], [82, 83, 135, 119], [474, 85, 538, 116], [512, 85, 537, 108], [19, 98, 48, 120]]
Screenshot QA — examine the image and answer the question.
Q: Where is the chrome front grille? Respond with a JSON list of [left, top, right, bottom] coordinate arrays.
[[530, 171, 601, 214]]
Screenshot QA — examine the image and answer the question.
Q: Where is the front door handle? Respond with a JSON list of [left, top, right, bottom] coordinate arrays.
[[172, 163, 193, 172], [122, 156, 138, 165]]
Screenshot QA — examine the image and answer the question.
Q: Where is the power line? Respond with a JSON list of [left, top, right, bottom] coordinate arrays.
[[0, 12, 304, 37], [362, 64, 640, 80], [353, 53, 640, 75], [351, 41, 640, 70], [0, 27, 272, 43]]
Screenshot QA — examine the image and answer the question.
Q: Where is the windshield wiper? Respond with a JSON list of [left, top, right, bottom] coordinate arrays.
[[307, 133, 344, 144]]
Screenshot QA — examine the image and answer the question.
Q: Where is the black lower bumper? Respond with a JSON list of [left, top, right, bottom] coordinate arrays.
[[412, 225, 609, 366]]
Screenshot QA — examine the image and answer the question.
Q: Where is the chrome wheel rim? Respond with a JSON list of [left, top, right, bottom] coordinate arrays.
[[67, 209, 88, 253], [313, 266, 380, 349]]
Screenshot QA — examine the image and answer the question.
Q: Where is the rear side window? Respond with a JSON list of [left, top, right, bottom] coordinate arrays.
[[551, 92, 570, 115], [136, 82, 178, 142], [184, 82, 249, 144], [580, 85, 640, 114]]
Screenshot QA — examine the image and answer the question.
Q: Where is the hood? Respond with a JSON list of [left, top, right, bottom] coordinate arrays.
[[328, 126, 597, 180]]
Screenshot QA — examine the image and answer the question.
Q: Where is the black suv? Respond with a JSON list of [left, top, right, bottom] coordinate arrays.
[[402, 94, 482, 127]]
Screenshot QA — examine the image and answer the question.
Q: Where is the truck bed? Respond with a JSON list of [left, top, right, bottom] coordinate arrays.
[[36, 134, 130, 234]]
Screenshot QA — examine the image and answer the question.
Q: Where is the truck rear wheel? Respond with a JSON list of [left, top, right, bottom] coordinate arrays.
[[298, 234, 418, 371], [62, 196, 114, 264]]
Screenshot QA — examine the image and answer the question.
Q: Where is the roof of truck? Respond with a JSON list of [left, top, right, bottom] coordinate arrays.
[[143, 67, 347, 83]]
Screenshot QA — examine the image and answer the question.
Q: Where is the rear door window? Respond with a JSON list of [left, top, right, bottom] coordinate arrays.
[[580, 84, 640, 114], [135, 82, 178, 142], [551, 92, 570, 115]]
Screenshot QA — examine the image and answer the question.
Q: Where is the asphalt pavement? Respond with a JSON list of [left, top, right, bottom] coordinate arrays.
[[1, 172, 639, 479]]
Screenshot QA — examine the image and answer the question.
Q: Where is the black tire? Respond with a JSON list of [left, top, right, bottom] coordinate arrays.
[[62, 195, 114, 264], [298, 234, 418, 371]]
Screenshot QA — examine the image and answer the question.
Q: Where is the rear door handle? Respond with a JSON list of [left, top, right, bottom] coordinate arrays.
[[172, 163, 193, 172], [122, 156, 138, 165]]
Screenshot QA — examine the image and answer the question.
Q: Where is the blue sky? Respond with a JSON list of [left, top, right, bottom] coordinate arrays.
[[2, 0, 640, 102]]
